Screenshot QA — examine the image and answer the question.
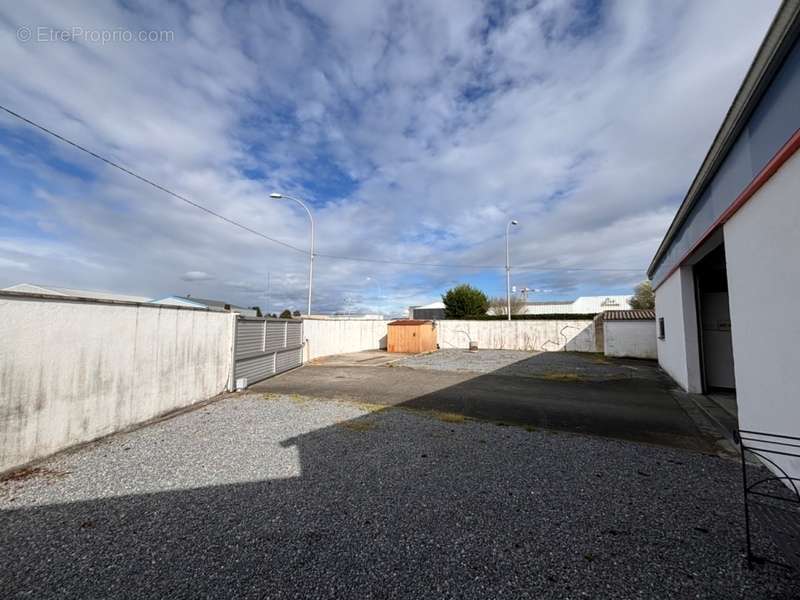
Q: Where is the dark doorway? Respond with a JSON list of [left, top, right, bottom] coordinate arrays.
[[694, 244, 736, 393]]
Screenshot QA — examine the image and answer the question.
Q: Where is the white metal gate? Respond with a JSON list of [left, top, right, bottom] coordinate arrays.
[[234, 317, 303, 385]]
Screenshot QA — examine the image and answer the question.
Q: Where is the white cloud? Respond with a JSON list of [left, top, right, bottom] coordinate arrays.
[[0, 0, 780, 314], [181, 270, 214, 282]]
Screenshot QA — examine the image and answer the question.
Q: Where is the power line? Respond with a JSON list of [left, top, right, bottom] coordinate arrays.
[[0, 104, 645, 274], [0, 104, 306, 255]]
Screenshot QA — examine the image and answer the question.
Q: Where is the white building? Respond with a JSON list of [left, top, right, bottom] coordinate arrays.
[[151, 296, 259, 317], [647, 4, 800, 476], [408, 301, 446, 320], [515, 295, 631, 315]]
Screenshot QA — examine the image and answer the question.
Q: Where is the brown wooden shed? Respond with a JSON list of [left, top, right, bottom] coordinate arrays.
[[387, 319, 437, 353]]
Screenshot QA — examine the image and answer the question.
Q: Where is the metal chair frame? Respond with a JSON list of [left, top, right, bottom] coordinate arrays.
[[734, 429, 800, 568]]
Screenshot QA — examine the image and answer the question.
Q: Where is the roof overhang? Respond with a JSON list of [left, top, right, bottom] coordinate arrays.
[[648, 1, 800, 278]]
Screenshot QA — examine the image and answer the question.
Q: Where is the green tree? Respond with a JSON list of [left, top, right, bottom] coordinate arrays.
[[292, 310, 301, 317], [628, 280, 655, 309], [279, 309, 293, 319], [442, 284, 489, 319]]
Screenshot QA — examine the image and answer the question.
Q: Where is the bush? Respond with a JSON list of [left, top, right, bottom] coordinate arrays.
[[442, 284, 489, 319], [279, 309, 293, 319]]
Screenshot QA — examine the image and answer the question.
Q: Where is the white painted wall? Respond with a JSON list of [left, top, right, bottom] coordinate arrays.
[[724, 150, 800, 478], [303, 318, 600, 357], [303, 318, 389, 361], [0, 294, 235, 474], [435, 320, 597, 352], [604, 321, 657, 359], [655, 267, 702, 392]]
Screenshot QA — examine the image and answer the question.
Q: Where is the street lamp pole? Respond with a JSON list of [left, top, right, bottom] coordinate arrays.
[[270, 193, 314, 316], [505, 219, 519, 321]]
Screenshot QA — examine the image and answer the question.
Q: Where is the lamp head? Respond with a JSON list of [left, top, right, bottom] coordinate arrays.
[[269, 192, 283, 199]]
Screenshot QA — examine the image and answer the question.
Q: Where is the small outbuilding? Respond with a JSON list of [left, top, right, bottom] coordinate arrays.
[[603, 309, 657, 359], [387, 319, 437, 353]]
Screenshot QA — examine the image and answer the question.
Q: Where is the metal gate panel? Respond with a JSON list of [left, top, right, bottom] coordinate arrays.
[[286, 321, 302, 347], [236, 320, 265, 358], [265, 321, 285, 351], [234, 317, 303, 385], [276, 347, 303, 372], [236, 353, 276, 382]]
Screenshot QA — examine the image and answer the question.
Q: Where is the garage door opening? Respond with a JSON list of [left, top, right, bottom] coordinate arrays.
[[693, 244, 737, 421]]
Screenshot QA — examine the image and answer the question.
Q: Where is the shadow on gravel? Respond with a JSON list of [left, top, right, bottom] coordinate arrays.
[[2, 352, 794, 599]]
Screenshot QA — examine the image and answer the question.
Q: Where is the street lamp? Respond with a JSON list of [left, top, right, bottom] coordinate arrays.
[[270, 192, 314, 316], [505, 219, 519, 321]]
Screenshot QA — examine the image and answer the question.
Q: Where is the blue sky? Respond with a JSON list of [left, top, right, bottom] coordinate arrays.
[[0, 0, 779, 314]]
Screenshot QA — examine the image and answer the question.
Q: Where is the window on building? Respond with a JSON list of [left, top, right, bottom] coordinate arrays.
[[658, 317, 665, 340]]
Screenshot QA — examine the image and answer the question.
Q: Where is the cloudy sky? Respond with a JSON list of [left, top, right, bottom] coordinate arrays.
[[0, 0, 779, 315]]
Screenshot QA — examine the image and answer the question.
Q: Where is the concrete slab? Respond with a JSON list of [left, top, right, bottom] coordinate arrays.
[[309, 350, 413, 367], [255, 351, 722, 453]]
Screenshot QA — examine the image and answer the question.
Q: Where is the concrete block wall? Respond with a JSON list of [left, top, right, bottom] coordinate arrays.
[[0, 292, 235, 474], [603, 321, 657, 359], [303, 318, 388, 361], [435, 320, 598, 352]]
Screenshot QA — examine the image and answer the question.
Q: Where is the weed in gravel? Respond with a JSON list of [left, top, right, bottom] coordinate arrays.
[[338, 420, 376, 432], [434, 412, 466, 424], [539, 372, 582, 382], [1, 466, 69, 483]]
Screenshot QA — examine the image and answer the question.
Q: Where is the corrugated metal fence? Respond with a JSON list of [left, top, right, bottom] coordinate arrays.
[[234, 317, 303, 385]]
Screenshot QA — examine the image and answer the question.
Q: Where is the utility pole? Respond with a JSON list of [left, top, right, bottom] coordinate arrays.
[[505, 219, 519, 320], [266, 272, 271, 317]]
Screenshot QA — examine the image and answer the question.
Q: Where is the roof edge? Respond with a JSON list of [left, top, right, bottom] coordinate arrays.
[[648, 1, 800, 277]]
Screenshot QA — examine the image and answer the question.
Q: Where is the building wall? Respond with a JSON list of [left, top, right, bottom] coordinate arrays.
[[604, 321, 657, 359], [518, 303, 574, 315], [724, 150, 800, 468], [0, 294, 235, 474], [436, 319, 598, 352], [411, 308, 446, 320], [654, 267, 702, 392], [520, 295, 631, 315], [572, 295, 631, 314], [302, 318, 388, 361]]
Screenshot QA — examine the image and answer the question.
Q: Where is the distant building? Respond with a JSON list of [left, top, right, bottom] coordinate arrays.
[[2, 283, 152, 303], [486, 295, 632, 316], [307, 314, 386, 320], [151, 295, 259, 317], [522, 295, 632, 315], [408, 301, 446, 320]]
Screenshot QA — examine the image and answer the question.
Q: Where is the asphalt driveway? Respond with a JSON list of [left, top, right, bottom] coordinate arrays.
[[256, 350, 719, 453]]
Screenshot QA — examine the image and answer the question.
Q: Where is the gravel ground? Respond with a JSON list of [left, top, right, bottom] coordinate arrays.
[[1, 393, 796, 599], [397, 349, 663, 381]]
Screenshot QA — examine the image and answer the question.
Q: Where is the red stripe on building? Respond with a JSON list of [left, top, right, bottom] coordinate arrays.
[[654, 127, 800, 291]]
